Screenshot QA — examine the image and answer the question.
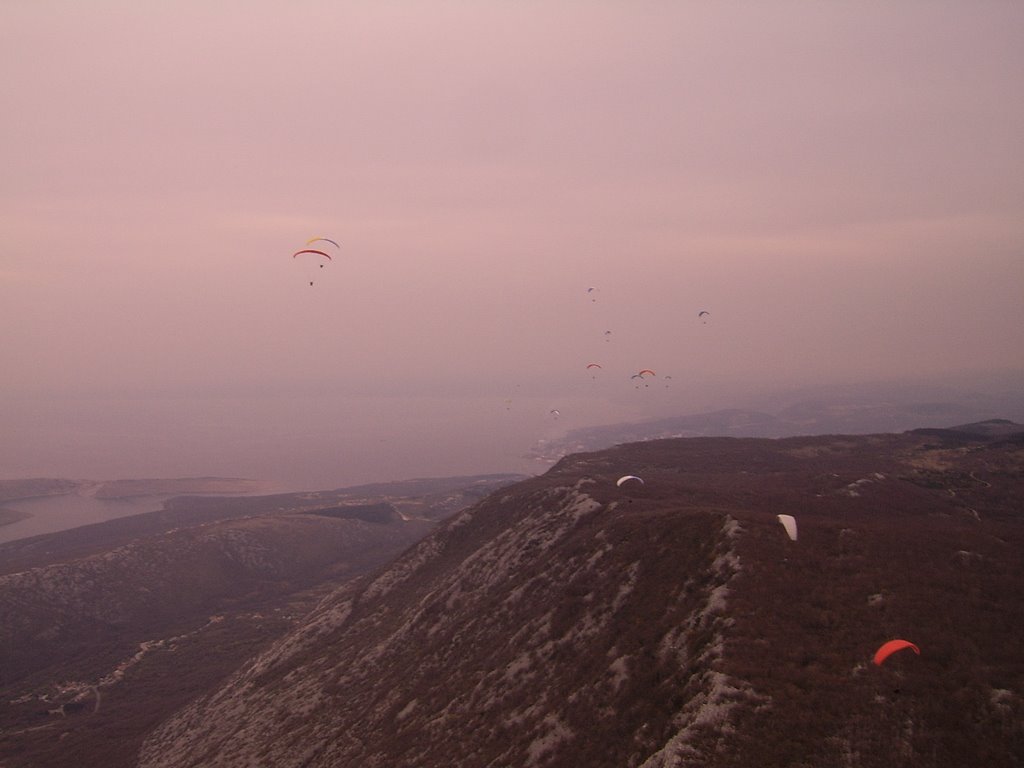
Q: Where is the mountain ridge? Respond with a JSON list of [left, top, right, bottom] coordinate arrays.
[[137, 430, 1024, 767], [0, 474, 524, 767]]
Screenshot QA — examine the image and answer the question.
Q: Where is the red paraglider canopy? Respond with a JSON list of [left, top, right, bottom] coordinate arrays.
[[292, 249, 332, 260], [873, 639, 920, 666]]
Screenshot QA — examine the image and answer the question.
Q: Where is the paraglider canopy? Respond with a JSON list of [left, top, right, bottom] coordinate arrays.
[[292, 249, 332, 260], [777, 514, 798, 541], [292, 248, 332, 286], [616, 475, 644, 487], [306, 237, 340, 248], [873, 639, 920, 666]]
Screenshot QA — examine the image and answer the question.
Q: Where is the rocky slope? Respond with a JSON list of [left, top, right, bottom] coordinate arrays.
[[137, 429, 1024, 767], [0, 474, 522, 767]]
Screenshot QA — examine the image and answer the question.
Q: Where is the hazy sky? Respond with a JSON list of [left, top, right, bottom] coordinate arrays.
[[2, 2, 1023, 487]]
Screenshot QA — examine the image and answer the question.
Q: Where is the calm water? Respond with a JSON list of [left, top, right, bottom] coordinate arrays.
[[0, 389, 686, 544], [0, 493, 173, 544]]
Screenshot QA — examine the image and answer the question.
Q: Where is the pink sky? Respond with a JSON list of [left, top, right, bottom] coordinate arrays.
[[2, 2, 1023, 485]]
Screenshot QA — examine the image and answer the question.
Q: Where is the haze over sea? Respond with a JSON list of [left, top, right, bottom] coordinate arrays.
[[3, 5, 1022, 513], [1, 390, 630, 491]]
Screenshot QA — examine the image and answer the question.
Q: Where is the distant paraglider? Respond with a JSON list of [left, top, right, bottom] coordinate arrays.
[[616, 475, 644, 487], [777, 514, 798, 541], [306, 237, 340, 249], [631, 369, 656, 389], [292, 243, 335, 286], [292, 249, 332, 261], [698, 310, 710, 324], [873, 639, 920, 666]]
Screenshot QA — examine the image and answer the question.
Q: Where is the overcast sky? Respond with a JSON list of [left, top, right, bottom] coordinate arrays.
[[2, 2, 1022, 486]]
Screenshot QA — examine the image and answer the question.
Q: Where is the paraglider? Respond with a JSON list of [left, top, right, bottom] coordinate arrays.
[[873, 639, 920, 666], [306, 237, 340, 249], [604, 330, 612, 342], [292, 248, 332, 286], [777, 514, 798, 541], [587, 287, 598, 302], [550, 409, 561, 419], [292, 249, 332, 261], [631, 369, 656, 388], [698, 310, 710, 324], [616, 475, 644, 487]]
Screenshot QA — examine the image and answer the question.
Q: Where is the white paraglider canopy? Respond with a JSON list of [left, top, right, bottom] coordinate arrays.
[[616, 475, 644, 487]]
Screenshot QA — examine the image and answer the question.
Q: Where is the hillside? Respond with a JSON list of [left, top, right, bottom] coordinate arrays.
[[132, 429, 1024, 767], [0, 474, 522, 768]]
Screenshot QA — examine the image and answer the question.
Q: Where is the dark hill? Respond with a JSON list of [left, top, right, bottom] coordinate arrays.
[[911, 418, 1024, 442], [0, 474, 523, 768], [134, 431, 1024, 767]]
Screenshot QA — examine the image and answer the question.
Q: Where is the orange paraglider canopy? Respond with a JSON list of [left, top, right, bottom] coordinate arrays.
[[873, 639, 920, 666]]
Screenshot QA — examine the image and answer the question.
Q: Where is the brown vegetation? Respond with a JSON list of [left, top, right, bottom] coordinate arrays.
[[135, 429, 1023, 767], [0, 474, 521, 768]]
